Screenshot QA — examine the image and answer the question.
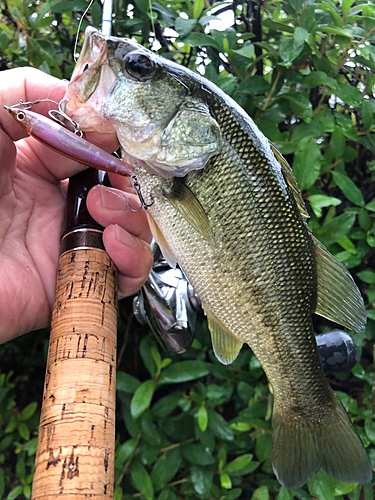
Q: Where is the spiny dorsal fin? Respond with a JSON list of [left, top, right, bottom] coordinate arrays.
[[206, 309, 243, 365], [270, 143, 310, 221], [313, 236, 367, 332], [164, 180, 214, 244]]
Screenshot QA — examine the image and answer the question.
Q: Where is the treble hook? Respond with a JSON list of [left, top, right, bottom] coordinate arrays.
[[129, 176, 154, 212], [49, 106, 83, 137]]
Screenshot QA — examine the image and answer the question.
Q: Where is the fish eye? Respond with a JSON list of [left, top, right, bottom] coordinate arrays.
[[82, 63, 90, 72], [17, 111, 25, 121], [124, 52, 155, 81]]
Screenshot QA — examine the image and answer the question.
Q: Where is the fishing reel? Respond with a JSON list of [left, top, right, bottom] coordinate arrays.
[[134, 243, 358, 374]]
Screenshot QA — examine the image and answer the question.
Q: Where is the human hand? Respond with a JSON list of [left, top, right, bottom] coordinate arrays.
[[0, 67, 152, 343]]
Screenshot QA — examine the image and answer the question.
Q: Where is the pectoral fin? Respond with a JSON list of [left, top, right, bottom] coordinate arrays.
[[206, 309, 243, 364], [313, 236, 367, 332], [146, 212, 177, 269], [164, 180, 214, 244]]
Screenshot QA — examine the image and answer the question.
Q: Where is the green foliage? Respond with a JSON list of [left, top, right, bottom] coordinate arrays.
[[1, 0, 375, 498], [0, 370, 39, 500]]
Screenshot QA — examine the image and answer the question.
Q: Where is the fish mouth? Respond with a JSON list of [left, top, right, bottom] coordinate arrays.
[[61, 27, 118, 133]]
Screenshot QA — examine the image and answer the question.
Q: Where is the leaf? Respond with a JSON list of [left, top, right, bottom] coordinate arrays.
[[330, 128, 346, 159], [117, 372, 141, 394], [20, 402, 37, 421], [193, 0, 205, 19], [280, 93, 313, 122], [183, 443, 216, 465], [152, 2, 178, 26], [327, 478, 358, 495], [316, 213, 356, 245], [179, 32, 220, 51], [366, 201, 375, 212], [198, 405, 208, 432], [52, 0, 88, 13], [362, 99, 373, 130], [317, 26, 353, 39], [175, 17, 196, 37], [331, 171, 364, 206], [140, 336, 158, 377], [275, 487, 292, 500], [279, 38, 304, 66], [217, 76, 238, 95], [303, 71, 338, 90], [220, 473, 232, 489], [232, 43, 254, 59], [292, 137, 321, 190], [207, 409, 234, 441], [91, 1, 102, 28], [7, 485, 23, 500], [356, 270, 375, 284], [0, 31, 9, 52], [255, 433, 272, 462], [237, 75, 270, 96], [151, 448, 182, 491], [18, 423, 30, 441], [307, 470, 335, 500], [116, 439, 137, 468], [134, 0, 148, 13], [224, 454, 253, 473], [152, 390, 184, 418], [191, 466, 213, 496], [158, 361, 210, 384], [131, 462, 154, 500], [335, 83, 363, 107], [130, 380, 154, 419], [308, 195, 341, 218], [252, 485, 270, 500], [294, 27, 309, 46]]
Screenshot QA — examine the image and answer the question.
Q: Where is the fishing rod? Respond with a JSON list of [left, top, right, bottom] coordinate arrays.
[[31, 2, 117, 498]]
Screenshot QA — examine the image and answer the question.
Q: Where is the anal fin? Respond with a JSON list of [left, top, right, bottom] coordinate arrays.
[[206, 310, 243, 365]]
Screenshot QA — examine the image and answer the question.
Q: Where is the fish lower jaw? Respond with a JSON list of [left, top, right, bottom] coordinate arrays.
[[62, 98, 115, 134]]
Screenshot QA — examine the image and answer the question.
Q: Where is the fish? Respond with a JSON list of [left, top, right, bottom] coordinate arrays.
[[62, 26, 372, 489]]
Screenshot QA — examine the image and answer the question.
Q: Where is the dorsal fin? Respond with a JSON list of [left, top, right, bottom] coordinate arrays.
[[312, 236, 367, 332], [270, 143, 310, 221]]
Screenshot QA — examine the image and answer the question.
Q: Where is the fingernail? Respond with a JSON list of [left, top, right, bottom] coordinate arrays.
[[114, 224, 137, 248], [100, 186, 128, 211]]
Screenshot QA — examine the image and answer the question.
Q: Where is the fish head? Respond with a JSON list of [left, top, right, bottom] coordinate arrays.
[[63, 27, 222, 177]]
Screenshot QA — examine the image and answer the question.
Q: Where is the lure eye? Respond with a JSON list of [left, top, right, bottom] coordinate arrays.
[[17, 111, 25, 121], [82, 63, 90, 72], [125, 52, 155, 81]]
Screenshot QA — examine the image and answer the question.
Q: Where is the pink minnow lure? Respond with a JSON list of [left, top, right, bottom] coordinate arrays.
[[4, 106, 134, 177]]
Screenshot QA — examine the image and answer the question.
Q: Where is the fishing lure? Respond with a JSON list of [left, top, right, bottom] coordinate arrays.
[[4, 103, 134, 177]]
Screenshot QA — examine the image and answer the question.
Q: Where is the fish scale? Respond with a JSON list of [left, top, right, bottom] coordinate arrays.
[[138, 99, 324, 403], [64, 27, 372, 488]]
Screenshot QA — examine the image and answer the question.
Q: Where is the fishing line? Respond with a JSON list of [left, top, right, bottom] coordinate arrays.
[[74, 0, 95, 62]]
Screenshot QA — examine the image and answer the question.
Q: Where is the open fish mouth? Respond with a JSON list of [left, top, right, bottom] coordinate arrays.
[[61, 28, 117, 133]]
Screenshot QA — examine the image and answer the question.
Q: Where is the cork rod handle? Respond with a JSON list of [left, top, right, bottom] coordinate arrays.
[[32, 170, 118, 499]]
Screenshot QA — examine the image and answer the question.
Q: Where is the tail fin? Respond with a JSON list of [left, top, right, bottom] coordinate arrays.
[[271, 395, 372, 489]]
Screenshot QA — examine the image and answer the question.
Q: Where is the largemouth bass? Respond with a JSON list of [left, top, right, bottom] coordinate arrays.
[[63, 27, 372, 489]]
